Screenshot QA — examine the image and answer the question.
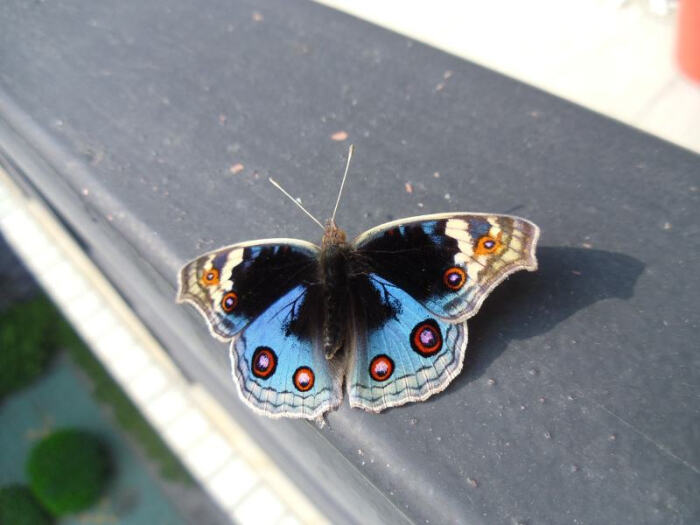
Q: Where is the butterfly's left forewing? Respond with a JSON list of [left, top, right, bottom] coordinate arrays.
[[178, 239, 343, 418]]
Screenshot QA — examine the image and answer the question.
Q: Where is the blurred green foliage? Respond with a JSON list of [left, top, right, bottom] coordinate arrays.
[[27, 429, 110, 516], [0, 298, 58, 398], [0, 484, 53, 525]]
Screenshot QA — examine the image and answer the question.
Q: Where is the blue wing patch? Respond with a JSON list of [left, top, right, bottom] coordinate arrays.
[[347, 274, 468, 413], [231, 285, 344, 419]]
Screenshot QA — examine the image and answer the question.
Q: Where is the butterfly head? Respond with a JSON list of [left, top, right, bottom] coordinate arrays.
[[322, 219, 347, 248]]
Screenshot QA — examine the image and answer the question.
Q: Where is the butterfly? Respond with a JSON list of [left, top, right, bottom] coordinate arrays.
[[177, 147, 540, 419]]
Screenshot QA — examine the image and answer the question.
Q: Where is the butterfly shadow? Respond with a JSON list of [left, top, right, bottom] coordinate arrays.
[[450, 246, 645, 388]]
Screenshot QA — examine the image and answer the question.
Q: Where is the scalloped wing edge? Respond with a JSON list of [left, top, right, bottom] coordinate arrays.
[[228, 336, 345, 420], [347, 320, 469, 413]]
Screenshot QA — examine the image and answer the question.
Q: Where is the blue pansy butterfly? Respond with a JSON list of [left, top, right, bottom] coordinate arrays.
[[177, 147, 539, 419]]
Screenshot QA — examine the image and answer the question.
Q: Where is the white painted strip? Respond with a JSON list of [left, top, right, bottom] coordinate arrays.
[[105, 346, 151, 382], [232, 484, 287, 525], [208, 458, 260, 511], [142, 388, 192, 428], [162, 408, 211, 453], [125, 363, 169, 403], [183, 432, 236, 480]]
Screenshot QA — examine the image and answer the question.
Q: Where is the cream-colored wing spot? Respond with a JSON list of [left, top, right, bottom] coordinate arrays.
[[221, 248, 244, 289], [445, 218, 471, 242], [446, 220, 474, 261], [487, 217, 503, 238], [508, 234, 523, 252]]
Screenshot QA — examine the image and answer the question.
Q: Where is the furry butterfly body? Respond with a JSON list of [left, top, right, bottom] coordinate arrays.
[[178, 212, 539, 419]]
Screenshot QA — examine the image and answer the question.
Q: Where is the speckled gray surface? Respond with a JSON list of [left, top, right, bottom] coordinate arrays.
[[1, 0, 698, 523]]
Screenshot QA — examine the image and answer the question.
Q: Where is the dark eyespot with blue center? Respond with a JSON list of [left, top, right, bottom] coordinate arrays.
[[293, 366, 315, 392], [410, 319, 443, 357], [443, 266, 466, 290], [252, 347, 276, 379], [370, 355, 394, 382], [221, 291, 238, 313]]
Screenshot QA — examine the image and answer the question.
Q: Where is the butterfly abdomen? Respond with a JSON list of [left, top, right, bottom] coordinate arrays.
[[319, 241, 352, 359]]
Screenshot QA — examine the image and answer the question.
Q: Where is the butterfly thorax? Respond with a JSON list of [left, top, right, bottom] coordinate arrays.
[[319, 220, 352, 360]]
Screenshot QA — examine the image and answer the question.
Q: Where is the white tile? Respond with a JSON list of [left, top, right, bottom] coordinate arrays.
[[89, 326, 136, 363], [79, 309, 120, 342], [90, 325, 137, 360], [162, 408, 210, 452], [277, 516, 302, 525], [0, 191, 14, 216], [0, 202, 16, 220], [0, 209, 34, 238], [635, 76, 700, 153], [12, 227, 53, 257], [124, 363, 168, 402], [64, 290, 103, 323], [207, 458, 260, 511], [107, 344, 152, 383], [20, 244, 62, 271], [49, 268, 89, 302], [183, 432, 235, 480], [142, 388, 191, 427], [232, 485, 286, 525], [0, 207, 22, 227]]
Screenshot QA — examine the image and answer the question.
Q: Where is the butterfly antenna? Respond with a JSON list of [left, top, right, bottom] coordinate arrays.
[[268, 177, 325, 230], [330, 144, 354, 223]]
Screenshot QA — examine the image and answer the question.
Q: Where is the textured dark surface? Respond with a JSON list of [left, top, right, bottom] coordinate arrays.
[[1, 0, 699, 523]]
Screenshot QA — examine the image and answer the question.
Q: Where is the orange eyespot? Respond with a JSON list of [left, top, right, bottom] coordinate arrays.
[[201, 267, 220, 285], [475, 233, 503, 255], [221, 291, 238, 313], [369, 355, 394, 382], [293, 367, 315, 392], [252, 347, 277, 379], [410, 320, 443, 357], [443, 266, 467, 290]]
